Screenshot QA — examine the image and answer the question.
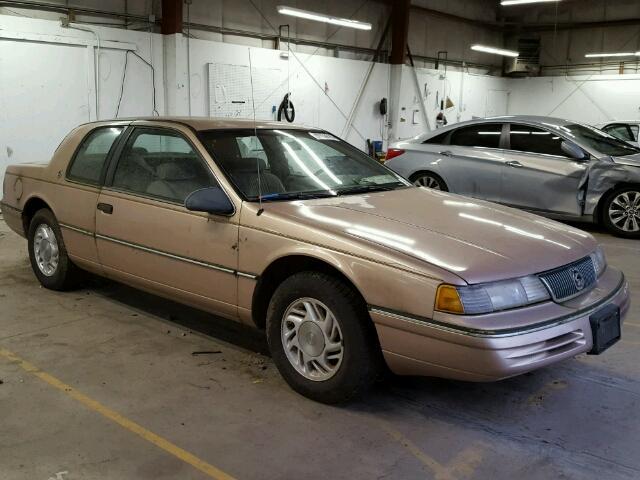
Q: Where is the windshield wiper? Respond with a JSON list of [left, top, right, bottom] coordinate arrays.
[[258, 190, 337, 202], [336, 183, 405, 196]]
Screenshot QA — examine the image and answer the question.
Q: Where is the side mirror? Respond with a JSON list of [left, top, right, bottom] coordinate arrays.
[[185, 187, 235, 216], [561, 141, 589, 161]]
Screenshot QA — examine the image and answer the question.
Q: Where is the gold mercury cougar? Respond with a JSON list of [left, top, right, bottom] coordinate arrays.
[[0, 117, 629, 403]]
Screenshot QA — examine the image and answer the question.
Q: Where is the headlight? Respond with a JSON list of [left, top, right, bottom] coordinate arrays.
[[435, 275, 551, 315], [590, 245, 607, 277]]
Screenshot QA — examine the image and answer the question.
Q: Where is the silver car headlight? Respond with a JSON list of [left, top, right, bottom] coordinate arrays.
[[590, 245, 607, 277], [435, 275, 550, 315]]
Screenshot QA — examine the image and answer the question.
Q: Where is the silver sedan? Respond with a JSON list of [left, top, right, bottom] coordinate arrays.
[[385, 115, 640, 238]]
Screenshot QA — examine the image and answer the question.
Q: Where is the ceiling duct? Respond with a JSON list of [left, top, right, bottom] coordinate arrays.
[[505, 37, 541, 76]]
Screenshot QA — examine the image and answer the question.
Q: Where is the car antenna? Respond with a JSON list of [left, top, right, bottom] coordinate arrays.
[[248, 48, 264, 216]]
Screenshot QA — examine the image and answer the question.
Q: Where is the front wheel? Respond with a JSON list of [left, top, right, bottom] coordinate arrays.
[[27, 208, 84, 290], [410, 172, 448, 191], [602, 187, 640, 238], [266, 272, 381, 403]]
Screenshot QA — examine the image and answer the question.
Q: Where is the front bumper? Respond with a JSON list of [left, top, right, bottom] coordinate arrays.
[[371, 266, 630, 381]]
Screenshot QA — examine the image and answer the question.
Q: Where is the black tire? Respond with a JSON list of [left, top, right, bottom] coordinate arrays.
[[410, 171, 448, 191], [601, 187, 640, 239], [27, 208, 84, 290], [266, 271, 382, 404]]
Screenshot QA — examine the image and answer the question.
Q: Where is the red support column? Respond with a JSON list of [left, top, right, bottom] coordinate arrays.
[[390, 0, 411, 65], [161, 0, 183, 35]]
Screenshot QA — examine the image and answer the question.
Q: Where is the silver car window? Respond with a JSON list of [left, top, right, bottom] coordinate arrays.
[[449, 124, 502, 148], [509, 124, 565, 157]]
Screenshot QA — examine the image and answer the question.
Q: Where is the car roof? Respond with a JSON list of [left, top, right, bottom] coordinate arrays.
[[419, 115, 580, 140], [79, 116, 311, 132], [414, 115, 579, 142]]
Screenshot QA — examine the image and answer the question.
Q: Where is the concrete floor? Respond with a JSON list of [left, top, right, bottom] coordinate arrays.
[[1, 217, 639, 480]]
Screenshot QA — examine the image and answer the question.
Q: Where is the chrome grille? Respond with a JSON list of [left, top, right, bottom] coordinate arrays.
[[538, 257, 596, 302]]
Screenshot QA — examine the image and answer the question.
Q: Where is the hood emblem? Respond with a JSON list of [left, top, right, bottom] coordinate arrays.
[[571, 268, 585, 291]]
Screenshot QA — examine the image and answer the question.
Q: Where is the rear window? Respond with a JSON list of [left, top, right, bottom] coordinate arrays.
[[423, 131, 449, 145], [67, 127, 123, 185], [450, 124, 502, 149]]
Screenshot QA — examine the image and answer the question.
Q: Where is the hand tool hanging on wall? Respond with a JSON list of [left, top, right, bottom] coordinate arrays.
[[436, 100, 448, 128], [277, 93, 295, 122]]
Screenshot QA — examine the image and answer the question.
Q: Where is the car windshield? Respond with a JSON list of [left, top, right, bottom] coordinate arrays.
[[562, 123, 640, 157], [198, 129, 408, 201]]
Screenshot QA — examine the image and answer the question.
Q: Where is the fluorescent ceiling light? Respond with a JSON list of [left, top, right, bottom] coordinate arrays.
[[501, 0, 561, 5], [471, 45, 519, 58], [585, 52, 639, 58], [277, 5, 372, 30]]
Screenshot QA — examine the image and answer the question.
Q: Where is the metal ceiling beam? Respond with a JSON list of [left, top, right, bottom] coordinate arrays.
[[504, 17, 640, 32], [0, 0, 149, 22], [410, 4, 503, 31]]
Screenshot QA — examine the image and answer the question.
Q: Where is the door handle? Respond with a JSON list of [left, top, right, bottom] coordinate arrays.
[[97, 203, 113, 214], [506, 160, 523, 168], [439, 150, 453, 157]]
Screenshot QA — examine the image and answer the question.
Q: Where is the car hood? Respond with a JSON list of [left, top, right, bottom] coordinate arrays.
[[612, 153, 640, 167], [267, 188, 597, 284]]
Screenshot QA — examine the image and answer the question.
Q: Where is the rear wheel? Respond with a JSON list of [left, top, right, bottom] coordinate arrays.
[[266, 271, 381, 404], [602, 187, 640, 238], [27, 209, 83, 290], [410, 171, 448, 191]]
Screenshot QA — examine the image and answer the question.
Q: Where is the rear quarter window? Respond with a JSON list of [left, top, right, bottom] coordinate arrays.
[[423, 131, 449, 145], [67, 127, 123, 185]]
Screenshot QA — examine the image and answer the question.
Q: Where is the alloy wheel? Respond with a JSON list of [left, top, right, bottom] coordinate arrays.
[[281, 298, 344, 382], [414, 174, 442, 190], [608, 191, 640, 232], [33, 224, 59, 277]]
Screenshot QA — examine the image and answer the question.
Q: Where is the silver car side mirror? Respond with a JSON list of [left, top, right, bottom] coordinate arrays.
[[561, 141, 589, 161]]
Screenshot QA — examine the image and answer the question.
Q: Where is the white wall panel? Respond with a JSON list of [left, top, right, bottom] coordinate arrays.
[[0, 41, 88, 180], [507, 74, 640, 125], [0, 14, 165, 187]]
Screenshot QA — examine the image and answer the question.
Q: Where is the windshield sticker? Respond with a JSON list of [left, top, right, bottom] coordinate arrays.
[[310, 132, 339, 141]]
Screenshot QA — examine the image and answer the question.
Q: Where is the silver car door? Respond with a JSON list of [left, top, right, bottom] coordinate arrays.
[[501, 123, 589, 216], [436, 123, 506, 202]]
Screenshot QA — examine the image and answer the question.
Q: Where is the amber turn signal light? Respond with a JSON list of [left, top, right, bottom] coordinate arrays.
[[435, 285, 465, 314]]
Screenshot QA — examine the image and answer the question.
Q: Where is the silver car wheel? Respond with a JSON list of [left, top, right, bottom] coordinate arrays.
[[33, 224, 60, 277], [281, 297, 344, 382], [414, 174, 442, 190], [609, 191, 640, 232]]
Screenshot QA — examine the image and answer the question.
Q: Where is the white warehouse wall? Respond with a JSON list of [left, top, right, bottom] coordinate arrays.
[[4, 13, 640, 190], [0, 13, 512, 188], [506, 74, 640, 125], [0, 15, 165, 187], [182, 35, 392, 149]]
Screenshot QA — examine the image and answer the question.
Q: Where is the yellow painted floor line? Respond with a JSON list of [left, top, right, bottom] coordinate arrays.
[[0, 348, 237, 480], [377, 420, 483, 480]]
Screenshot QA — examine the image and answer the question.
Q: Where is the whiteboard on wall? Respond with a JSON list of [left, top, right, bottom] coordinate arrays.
[[208, 63, 282, 120]]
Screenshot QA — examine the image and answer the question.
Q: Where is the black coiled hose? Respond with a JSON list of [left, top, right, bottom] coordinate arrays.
[[277, 93, 295, 123]]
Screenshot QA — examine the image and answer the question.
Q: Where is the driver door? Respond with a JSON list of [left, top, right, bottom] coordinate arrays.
[[95, 125, 240, 318]]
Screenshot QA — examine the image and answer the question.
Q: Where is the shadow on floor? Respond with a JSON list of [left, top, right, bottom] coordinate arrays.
[[85, 275, 270, 356]]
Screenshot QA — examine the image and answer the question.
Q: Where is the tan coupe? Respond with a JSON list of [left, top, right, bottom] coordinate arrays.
[[1, 117, 629, 403]]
